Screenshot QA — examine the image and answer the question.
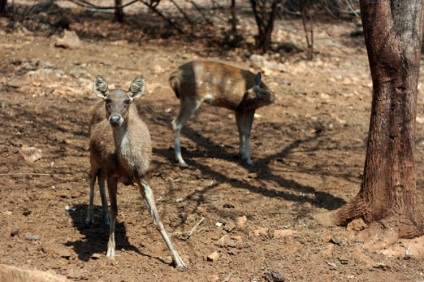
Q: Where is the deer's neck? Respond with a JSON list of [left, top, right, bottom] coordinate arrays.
[[112, 122, 133, 161]]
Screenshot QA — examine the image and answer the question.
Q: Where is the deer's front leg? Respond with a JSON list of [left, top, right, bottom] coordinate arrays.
[[106, 176, 118, 258], [235, 111, 246, 160], [138, 179, 187, 268], [236, 110, 255, 165]]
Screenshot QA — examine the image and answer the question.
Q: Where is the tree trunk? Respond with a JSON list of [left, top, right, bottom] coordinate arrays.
[[114, 0, 124, 22], [230, 0, 237, 33], [335, 0, 424, 239], [0, 0, 7, 17]]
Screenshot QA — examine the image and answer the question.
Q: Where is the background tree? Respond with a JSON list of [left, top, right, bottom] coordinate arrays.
[[333, 0, 424, 244], [0, 0, 7, 16], [114, 0, 124, 22], [249, 0, 281, 53]]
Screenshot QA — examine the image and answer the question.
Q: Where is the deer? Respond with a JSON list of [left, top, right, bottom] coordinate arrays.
[[85, 75, 187, 268], [169, 60, 275, 166]]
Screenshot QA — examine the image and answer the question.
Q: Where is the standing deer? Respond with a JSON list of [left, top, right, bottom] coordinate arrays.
[[86, 75, 186, 268], [169, 60, 275, 166]]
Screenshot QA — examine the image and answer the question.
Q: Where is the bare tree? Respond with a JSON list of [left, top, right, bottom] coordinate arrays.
[[249, 0, 281, 53], [334, 0, 424, 243]]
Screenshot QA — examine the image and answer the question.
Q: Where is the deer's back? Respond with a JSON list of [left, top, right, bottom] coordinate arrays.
[[170, 60, 269, 110]]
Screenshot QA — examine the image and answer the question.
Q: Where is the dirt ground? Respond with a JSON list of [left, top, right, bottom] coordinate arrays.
[[2, 2, 424, 282]]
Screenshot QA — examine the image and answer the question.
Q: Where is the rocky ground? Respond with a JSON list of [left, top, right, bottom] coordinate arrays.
[[2, 1, 424, 281]]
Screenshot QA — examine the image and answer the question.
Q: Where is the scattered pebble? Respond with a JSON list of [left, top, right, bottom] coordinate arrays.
[[273, 229, 297, 238], [223, 221, 236, 232], [24, 232, 40, 241], [263, 270, 285, 282], [20, 145, 42, 162], [54, 30, 82, 49], [338, 256, 349, 265], [330, 236, 343, 245], [236, 216, 247, 228], [90, 253, 102, 260], [253, 227, 269, 237], [207, 251, 219, 262]]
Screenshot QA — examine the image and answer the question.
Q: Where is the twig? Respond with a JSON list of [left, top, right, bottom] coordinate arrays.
[[0, 173, 52, 176], [67, 0, 138, 10], [187, 217, 205, 237], [139, 0, 185, 34], [170, 0, 194, 25]]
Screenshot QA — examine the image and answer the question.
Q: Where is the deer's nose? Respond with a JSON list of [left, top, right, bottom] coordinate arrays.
[[109, 114, 122, 126]]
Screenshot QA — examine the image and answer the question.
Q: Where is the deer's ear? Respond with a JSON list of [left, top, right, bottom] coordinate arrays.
[[254, 72, 262, 87], [129, 76, 146, 99], [93, 76, 109, 98]]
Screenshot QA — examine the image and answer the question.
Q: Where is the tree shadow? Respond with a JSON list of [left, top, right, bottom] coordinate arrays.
[[154, 133, 347, 212], [65, 203, 168, 266]]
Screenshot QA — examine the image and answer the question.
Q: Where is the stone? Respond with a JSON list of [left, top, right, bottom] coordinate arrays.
[[20, 145, 42, 162], [235, 216, 247, 228], [207, 251, 219, 262], [0, 264, 69, 282], [55, 30, 82, 49], [273, 229, 297, 238], [253, 227, 269, 236]]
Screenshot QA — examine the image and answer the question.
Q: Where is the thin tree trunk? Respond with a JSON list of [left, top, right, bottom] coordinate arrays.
[[0, 0, 7, 16], [230, 0, 237, 33], [114, 0, 124, 22], [335, 0, 424, 239]]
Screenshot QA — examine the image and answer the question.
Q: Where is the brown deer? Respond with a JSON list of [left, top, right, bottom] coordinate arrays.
[[169, 60, 275, 166], [86, 75, 186, 268]]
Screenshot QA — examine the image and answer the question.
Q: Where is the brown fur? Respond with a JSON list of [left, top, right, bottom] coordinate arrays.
[[169, 60, 275, 166], [89, 102, 151, 181], [86, 76, 186, 268]]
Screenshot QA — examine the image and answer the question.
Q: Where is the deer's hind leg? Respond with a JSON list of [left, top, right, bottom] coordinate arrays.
[[172, 98, 201, 166], [138, 179, 187, 268]]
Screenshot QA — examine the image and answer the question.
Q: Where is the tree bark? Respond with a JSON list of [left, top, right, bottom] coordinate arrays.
[[335, 0, 424, 239], [114, 0, 124, 22], [0, 0, 7, 17]]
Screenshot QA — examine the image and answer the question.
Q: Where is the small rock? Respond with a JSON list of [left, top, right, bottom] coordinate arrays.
[[320, 93, 330, 100], [207, 251, 219, 262], [250, 54, 267, 69], [151, 64, 165, 75], [236, 216, 247, 228], [206, 274, 220, 282], [263, 270, 285, 282], [56, 248, 72, 259], [417, 116, 424, 124], [338, 256, 349, 265], [10, 229, 19, 237], [253, 227, 269, 237], [273, 229, 297, 238], [20, 145, 42, 162], [0, 264, 69, 282], [330, 236, 343, 245], [223, 221, 236, 232], [24, 232, 40, 241], [90, 253, 102, 260], [55, 30, 82, 49]]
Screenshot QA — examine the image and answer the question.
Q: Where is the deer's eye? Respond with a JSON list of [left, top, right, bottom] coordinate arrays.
[[124, 98, 131, 105], [105, 99, 112, 110]]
